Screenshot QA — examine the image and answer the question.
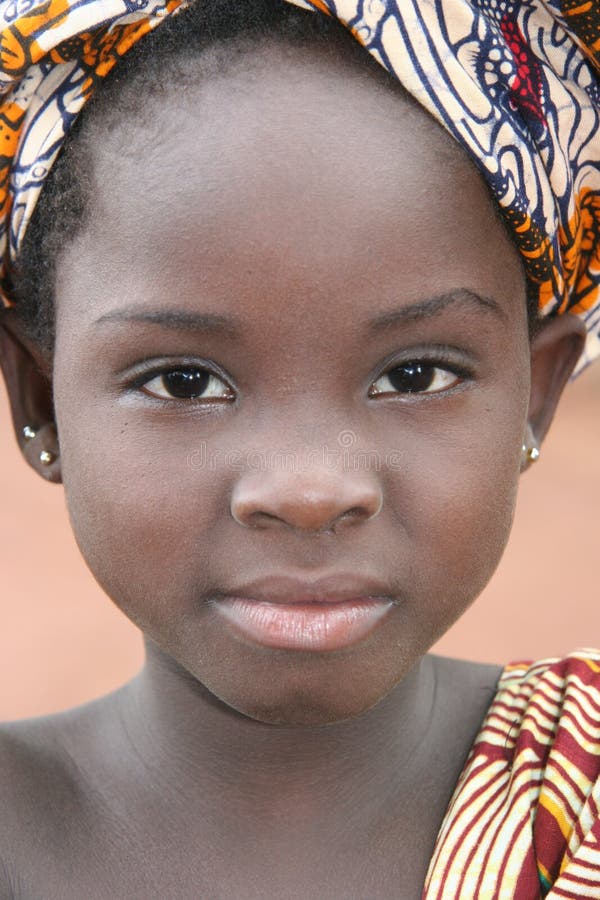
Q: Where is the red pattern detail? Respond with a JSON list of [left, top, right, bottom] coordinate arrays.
[[501, 15, 547, 126]]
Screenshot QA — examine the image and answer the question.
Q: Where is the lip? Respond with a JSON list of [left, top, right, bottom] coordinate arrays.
[[211, 573, 397, 651], [216, 572, 396, 605]]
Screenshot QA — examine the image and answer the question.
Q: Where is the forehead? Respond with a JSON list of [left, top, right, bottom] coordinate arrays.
[[91, 40, 473, 219], [55, 41, 525, 333]]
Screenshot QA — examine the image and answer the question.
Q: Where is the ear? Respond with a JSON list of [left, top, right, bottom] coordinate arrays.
[[525, 312, 587, 461], [0, 310, 61, 484]]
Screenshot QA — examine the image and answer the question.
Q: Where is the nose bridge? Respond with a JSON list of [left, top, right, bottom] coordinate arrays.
[[229, 427, 384, 533]]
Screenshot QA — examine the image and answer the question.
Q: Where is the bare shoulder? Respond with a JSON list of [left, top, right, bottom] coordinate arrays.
[[0, 688, 129, 898], [427, 653, 503, 751], [0, 714, 77, 898], [430, 653, 503, 695], [0, 712, 80, 820], [0, 709, 91, 858]]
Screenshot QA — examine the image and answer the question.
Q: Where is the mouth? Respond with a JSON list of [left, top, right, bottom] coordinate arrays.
[[210, 573, 397, 652]]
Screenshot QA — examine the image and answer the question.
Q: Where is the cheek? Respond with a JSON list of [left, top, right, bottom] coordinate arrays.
[[414, 456, 518, 587], [386, 400, 525, 629], [57, 410, 228, 627]]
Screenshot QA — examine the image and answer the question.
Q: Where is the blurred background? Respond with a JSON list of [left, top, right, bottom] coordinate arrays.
[[1, 364, 599, 720]]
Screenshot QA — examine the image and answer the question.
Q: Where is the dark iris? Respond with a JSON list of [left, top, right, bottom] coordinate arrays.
[[162, 368, 210, 399], [387, 364, 435, 393]]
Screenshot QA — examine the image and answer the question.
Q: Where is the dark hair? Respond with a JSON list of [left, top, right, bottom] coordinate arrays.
[[7, 0, 536, 351]]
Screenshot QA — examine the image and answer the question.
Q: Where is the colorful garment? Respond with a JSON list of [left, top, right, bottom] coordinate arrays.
[[291, 1, 600, 375], [0, 1, 599, 372], [424, 650, 600, 899]]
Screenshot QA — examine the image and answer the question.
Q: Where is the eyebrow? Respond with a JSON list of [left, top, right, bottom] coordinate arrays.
[[367, 289, 507, 333], [93, 288, 505, 336], [93, 307, 239, 336]]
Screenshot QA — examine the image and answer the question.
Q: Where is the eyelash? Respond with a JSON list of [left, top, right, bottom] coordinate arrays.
[[126, 355, 471, 403], [368, 360, 469, 398], [126, 360, 235, 404]]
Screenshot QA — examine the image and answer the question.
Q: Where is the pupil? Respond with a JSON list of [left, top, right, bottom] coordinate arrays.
[[388, 364, 434, 393], [162, 369, 209, 399]]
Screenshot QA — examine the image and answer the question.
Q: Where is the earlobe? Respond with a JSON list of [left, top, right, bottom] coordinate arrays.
[[0, 312, 62, 484], [524, 312, 587, 462], [520, 423, 540, 472], [20, 421, 62, 484]]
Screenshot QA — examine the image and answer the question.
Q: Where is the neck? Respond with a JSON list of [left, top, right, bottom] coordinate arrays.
[[114, 638, 438, 834]]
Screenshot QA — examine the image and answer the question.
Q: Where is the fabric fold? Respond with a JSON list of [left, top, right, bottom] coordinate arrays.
[[0, 0, 599, 373]]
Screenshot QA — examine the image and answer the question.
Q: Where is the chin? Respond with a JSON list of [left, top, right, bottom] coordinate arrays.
[[203, 667, 400, 727], [228, 697, 377, 727]]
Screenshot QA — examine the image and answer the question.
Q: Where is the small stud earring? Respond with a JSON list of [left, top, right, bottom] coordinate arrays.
[[521, 443, 540, 464], [521, 422, 540, 466], [22, 425, 37, 441], [39, 450, 55, 466]]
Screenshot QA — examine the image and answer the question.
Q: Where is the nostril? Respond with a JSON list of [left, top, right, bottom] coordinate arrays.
[[316, 507, 376, 536], [230, 473, 383, 532], [245, 510, 285, 529], [342, 506, 367, 522]]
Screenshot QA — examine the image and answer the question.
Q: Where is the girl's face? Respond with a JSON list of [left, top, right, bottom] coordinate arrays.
[[42, 44, 569, 724]]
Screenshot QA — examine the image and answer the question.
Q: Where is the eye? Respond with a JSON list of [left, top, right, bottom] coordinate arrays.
[[140, 367, 234, 401], [369, 362, 462, 396]]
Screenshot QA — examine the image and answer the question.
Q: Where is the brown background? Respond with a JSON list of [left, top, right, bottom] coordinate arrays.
[[1, 365, 599, 721]]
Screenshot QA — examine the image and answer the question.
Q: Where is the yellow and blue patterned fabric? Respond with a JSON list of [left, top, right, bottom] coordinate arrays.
[[0, 0, 599, 373]]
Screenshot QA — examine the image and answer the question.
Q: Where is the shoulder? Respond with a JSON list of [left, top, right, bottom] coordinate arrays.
[[481, 647, 600, 753], [428, 649, 600, 771], [424, 651, 600, 896], [434, 648, 600, 750], [0, 714, 85, 861], [429, 654, 504, 732], [0, 713, 82, 809], [426, 654, 504, 775], [0, 687, 128, 894], [0, 717, 74, 897], [429, 653, 503, 692]]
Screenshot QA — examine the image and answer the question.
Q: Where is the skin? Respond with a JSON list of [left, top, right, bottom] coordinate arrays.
[[0, 40, 586, 899]]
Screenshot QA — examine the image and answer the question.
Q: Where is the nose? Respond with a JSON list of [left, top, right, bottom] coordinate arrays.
[[230, 469, 383, 533]]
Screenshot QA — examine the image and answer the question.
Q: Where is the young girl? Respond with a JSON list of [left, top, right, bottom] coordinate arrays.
[[0, 0, 598, 896]]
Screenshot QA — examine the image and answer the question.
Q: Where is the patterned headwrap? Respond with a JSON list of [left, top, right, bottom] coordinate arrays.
[[0, 0, 599, 373]]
